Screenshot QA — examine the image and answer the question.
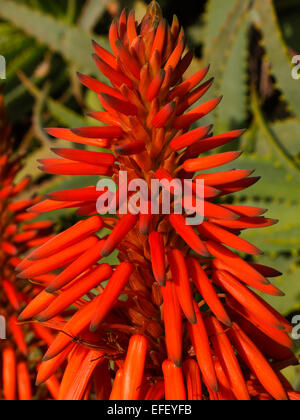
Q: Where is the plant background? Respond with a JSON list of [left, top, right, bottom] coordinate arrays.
[[0, 0, 299, 389]]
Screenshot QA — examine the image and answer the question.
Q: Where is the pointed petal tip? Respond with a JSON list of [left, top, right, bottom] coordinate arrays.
[[158, 278, 166, 287], [71, 128, 81, 136], [139, 228, 149, 235], [172, 359, 183, 368], [45, 286, 55, 294], [35, 377, 44, 386], [35, 315, 47, 323], [114, 39, 122, 49], [211, 384, 219, 394], [44, 127, 54, 135], [89, 324, 99, 333], [217, 95, 223, 103], [219, 317, 233, 327], [189, 316, 197, 325], [202, 249, 211, 258], [231, 212, 242, 221], [101, 249, 110, 258], [42, 352, 56, 362], [198, 246, 210, 258]]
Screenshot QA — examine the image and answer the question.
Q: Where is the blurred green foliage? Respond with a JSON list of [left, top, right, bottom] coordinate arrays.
[[0, 0, 300, 386]]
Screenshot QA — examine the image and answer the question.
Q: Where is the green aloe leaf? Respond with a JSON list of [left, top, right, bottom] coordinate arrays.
[[215, 17, 249, 133], [257, 118, 300, 157], [283, 365, 300, 391], [253, 0, 300, 121], [0, 0, 109, 77], [5, 45, 46, 89], [201, 0, 251, 130], [78, 0, 109, 32], [251, 87, 300, 180], [205, 0, 251, 96], [203, 0, 238, 55]]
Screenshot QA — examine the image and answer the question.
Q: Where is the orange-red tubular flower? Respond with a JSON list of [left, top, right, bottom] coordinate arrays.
[[2, 280, 20, 311], [170, 125, 212, 151], [207, 240, 268, 287], [212, 257, 283, 296], [36, 344, 75, 385], [144, 381, 165, 401], [90, 262, 133, 332], [183, 359, 202, 401], [36, 264, 113, 322], [17, 362, 32, 401], [29, 216, 103, 261], [18, 236, 99, 279], [100, 214, 139, 257], [94, 360, 112, 400], [188, 302, 218, 393], [149, 232, 166, 286], [161, 280, 183, 367], [169, 214, 208, 257], [45, 240, 106, 293], [187, 257, 231, 327], [162, 360, 186, 401], [32, 323, 55, 347], [44, 375, 61, 400], [213, 360, 236, 400], [213, 270, 284, 329], [228, 323, 288, 401], [205, 316, 250, 401], [168, 249, 196, 324], [197, 221, 262, 255], [226, 302, 296, 362], [18, 289, 57, 321], [42, 300, 100, 361], [110, 369, 124, 400], [2, 347, 17, 400], [8, 316, 28, 356], [59, 347, 106, 401], [121, 335, 148, 400], [18, 0, 299, 400]]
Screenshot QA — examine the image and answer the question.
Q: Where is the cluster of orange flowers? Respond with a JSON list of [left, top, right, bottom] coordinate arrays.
[[0, 96, 60, 400], [1, 1, 300, 400]]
